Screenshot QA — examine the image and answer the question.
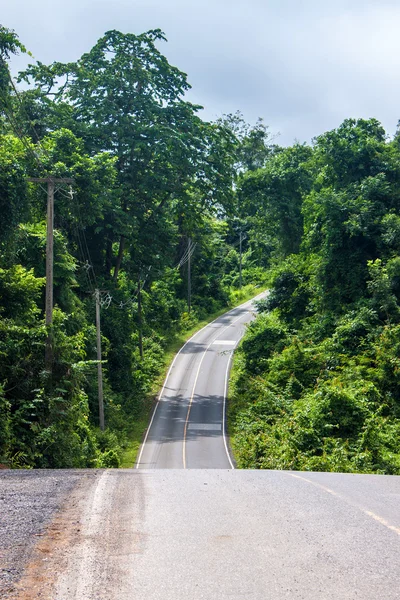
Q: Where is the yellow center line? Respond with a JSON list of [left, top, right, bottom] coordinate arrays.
[[182, 310, 251, 468]]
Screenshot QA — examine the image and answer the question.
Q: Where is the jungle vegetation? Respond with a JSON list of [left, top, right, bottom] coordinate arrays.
[[231, 118, 400, 474], [0, 26, 267, 467], [2, 25, 400, 473]]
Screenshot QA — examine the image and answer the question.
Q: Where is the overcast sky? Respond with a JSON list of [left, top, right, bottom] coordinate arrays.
[[2, 0, 400, 145]]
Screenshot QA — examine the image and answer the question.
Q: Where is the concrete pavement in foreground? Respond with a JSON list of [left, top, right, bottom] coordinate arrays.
[[3, 469, 399, 600]]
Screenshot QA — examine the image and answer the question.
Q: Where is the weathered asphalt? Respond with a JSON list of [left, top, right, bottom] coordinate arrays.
[[3, 469, 399, 599], [0, 469, 97, 598], [136, 293, 266, 469]]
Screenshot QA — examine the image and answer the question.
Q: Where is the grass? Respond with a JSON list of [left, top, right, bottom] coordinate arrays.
[[119, 282, 266, 468]]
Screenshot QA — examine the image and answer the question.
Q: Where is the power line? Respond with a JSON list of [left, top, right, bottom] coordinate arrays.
[[110, 266, 152, 309], [176, 239, 197, 269], [5, 69, 50, 160], [57, 185, 98, 293], [177, 240, 192, 267], [1, 101, 44, 170]]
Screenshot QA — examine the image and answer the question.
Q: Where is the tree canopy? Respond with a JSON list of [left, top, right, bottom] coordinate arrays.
[[231, 118, 400, 474], [0, 27, 256, 467]]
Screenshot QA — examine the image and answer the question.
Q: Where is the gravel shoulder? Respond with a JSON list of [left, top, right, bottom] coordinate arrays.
[[0, 469, 100, 598]]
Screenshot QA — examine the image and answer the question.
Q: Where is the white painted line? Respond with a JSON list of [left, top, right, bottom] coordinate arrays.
[[135, 318, 219, 468], [212, 340, 237, 345], [187, 423, 222, 431], [136, 290, 267, 468], [288, 473, 400, 537], [183, 340, 212, 468], [223, 344, 238, 470]]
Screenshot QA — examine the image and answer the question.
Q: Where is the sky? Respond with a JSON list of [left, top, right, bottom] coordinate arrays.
[[2, 0, 400, 145]]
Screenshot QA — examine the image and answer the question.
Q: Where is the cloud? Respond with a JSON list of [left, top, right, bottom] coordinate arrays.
[[2, 0, 400, 144]]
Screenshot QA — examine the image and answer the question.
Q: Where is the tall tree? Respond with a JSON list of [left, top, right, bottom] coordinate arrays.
[[21, 30, 236, 282], [239, 144, 313, 258]]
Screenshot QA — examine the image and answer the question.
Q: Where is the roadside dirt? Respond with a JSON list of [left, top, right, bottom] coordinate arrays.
[[0, 470, 100, 600]]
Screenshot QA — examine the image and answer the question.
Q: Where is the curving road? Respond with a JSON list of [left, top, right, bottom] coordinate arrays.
[[136, 293, 266, 469]]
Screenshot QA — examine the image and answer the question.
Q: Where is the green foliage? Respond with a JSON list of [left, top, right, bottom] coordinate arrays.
[[4, 23, 400, 476], [0, 26, 27, 101], [230, 117, 400, 475], [240, 312, 287, 375], [367, 259, 400, 321], [0, 382, 10, 461], [0, 135, 29, 244], [239, 144, 313, 258], [218, 111, 275, 173], [0, 26, 254, 468], [263, 255, 313, 325]]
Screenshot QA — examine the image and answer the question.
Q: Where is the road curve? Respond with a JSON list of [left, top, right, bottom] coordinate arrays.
[[136, 292, 266, 469]]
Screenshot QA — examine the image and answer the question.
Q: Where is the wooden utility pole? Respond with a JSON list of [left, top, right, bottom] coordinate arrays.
[[187, 237, 191, 314], [95, 289, 105, 431], [239, 231, 243, 290], [27, 177, 74, 374]]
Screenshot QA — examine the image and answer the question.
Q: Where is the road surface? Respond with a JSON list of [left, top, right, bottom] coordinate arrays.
[[2, 469, 400, 600], [136, 293, 266, 469]]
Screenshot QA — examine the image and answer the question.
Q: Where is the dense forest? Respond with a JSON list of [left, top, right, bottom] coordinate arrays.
[[0, 26, 268, 468], [231, 119, 400, 474], [2, 25, 400, 474]]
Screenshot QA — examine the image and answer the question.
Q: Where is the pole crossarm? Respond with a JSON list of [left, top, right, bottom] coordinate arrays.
[[27, 177, 75, 184]]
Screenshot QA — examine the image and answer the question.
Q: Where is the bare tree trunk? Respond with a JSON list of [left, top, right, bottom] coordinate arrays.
[[137, 275, 143, 359], [113, 235, 125, 283]]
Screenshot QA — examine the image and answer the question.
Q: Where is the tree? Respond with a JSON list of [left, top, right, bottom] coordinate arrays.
[[0, 25, 27, 98], [218, 111, 277, 173], [239, 144, 313, 258], [302, 119, 400, 312], [21, 30, 236, 283]]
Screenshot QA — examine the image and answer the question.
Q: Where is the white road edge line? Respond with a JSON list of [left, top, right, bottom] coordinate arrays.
[[136, 291, 266, 469], [288, 473, 400, 537], [223, 347, 236, 469]]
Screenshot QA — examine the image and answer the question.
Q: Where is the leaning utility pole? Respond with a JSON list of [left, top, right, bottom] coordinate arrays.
[[27, 177, 74, 374], [95, 289, 105, 431], [187, 237, 192, 314]]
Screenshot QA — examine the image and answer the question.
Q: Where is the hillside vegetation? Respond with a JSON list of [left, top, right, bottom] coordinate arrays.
[[0, 27, 266, 467], [231, 118, 400, 474]]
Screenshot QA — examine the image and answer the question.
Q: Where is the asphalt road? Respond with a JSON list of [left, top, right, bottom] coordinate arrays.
[[136, 293, 266, 469], [4, 469, 400, 599]]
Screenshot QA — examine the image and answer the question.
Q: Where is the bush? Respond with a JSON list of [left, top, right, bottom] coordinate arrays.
[[240, 312, 287, 375]]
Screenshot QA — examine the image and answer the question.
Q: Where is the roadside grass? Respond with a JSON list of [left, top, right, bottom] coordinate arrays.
[[225, 351, 244, 458], [119, 282, 266, 468]]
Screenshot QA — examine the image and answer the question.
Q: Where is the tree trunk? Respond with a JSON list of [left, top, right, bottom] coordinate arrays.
[[113, 235, 125, 283], [137, 275, 143, 359]]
